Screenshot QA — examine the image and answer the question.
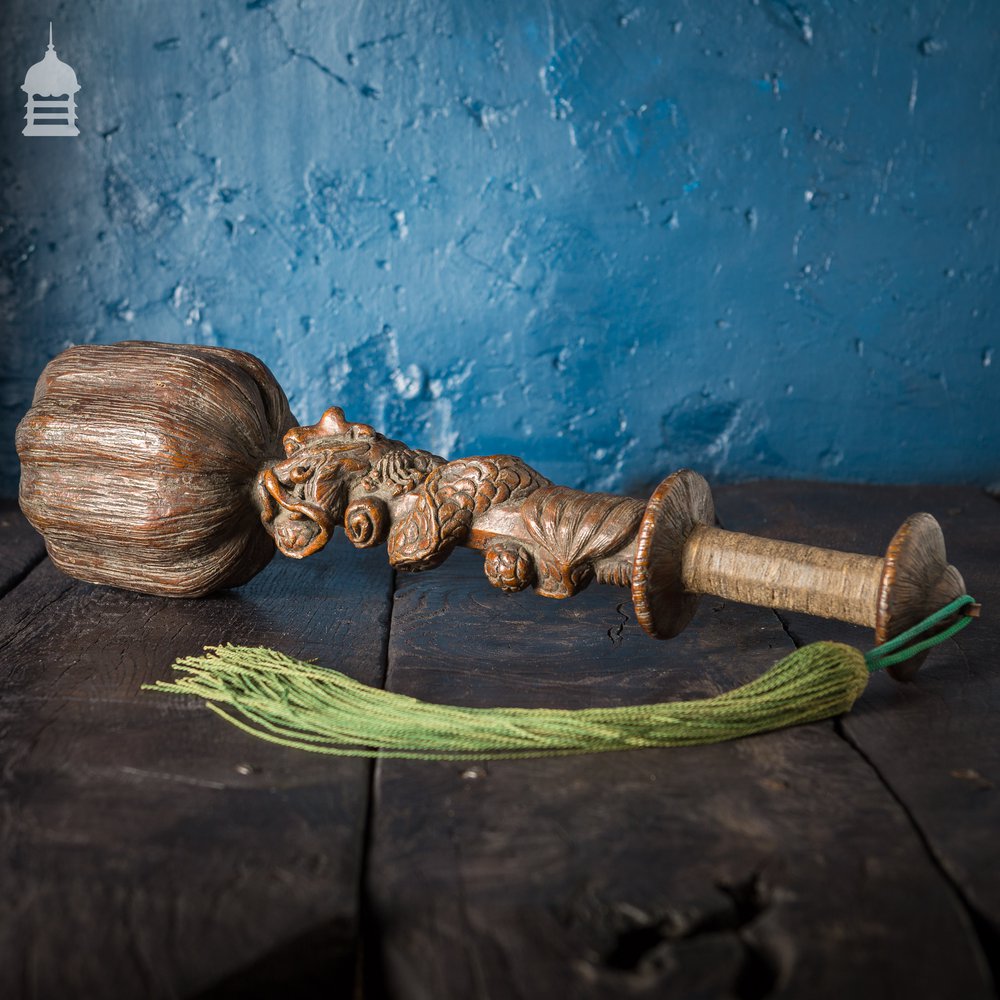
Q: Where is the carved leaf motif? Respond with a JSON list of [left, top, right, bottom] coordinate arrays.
[[521, 487, 645, 595]]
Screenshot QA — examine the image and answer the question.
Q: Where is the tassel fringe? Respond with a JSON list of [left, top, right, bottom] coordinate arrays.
[[144, 641, 870, 760], [144, 595, 974, 759]]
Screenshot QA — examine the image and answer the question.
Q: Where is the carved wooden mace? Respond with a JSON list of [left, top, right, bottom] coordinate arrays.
[[16, 342, 972, 681]]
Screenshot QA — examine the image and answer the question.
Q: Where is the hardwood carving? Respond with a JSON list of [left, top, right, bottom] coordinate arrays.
[[520, 487, 645, 598], [387, 455, 550, 573], [15, 342, 974, 677], [15, 341, 295, 597]]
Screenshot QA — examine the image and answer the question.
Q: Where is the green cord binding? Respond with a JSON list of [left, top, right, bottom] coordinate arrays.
[[144, 596, 977, 760], [864, 594, 976, 672]]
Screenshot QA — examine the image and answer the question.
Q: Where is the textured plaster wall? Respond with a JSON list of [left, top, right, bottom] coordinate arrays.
[[2, 0, 998, 496]]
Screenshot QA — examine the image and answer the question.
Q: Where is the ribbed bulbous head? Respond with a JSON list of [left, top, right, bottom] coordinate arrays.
[[16, 341, 296, 596]]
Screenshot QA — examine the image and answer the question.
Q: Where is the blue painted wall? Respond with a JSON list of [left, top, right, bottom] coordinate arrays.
[[2, 0, 998, 496]]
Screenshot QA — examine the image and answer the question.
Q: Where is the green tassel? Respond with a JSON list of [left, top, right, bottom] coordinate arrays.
[[143, 641, 869, 759], [143, 596, 974, 760]]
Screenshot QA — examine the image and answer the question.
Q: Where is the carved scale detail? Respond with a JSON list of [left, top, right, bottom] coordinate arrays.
[[257, 406, 642, 602], [254, 406, 970, 679]]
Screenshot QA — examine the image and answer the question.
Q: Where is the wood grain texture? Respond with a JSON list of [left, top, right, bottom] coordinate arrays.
[[0, 532, 392, 1000], [0, 499, 45, 598], [683, 525, 884, 627], [15, 344, 965, 654], [631, 468, 714, 638], [875, 512, 967, 679], [363, 546, 992, 999], [16, 341, 296, 597], [4, 481, 995, 999], [715, 482, 1000, 982]]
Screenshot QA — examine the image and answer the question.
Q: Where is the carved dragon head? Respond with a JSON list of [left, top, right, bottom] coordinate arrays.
[[256, 406, 404, 558]]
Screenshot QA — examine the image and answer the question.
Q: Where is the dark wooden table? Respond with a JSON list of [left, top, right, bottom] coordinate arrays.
[[1, 483, 997, 999]]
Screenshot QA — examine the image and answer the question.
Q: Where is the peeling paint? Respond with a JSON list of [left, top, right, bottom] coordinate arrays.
[[1, 0, 998, 494]]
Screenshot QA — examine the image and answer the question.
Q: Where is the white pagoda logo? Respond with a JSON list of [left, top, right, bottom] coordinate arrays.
[[22, 23, 80, 137]]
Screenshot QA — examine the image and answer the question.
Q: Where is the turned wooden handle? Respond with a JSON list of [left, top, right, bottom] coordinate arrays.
[[682, 527, 884, 628], [627, 470, 967, 680], [15, 343, 970, 681]]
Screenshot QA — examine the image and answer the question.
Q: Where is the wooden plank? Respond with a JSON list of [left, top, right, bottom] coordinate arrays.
[[0, 533, 392, 999], [363, 544, 992, 999], [0, 499, 46, 598], [714, 481, 1000, 977]]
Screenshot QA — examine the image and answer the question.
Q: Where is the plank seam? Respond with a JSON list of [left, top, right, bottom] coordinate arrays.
[[833, 714, 1000, 995], [0, 549, 47, 604], [769, 604, 998, 992], [771, 607, 806, 650], [355, 565, 396, 1000]]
